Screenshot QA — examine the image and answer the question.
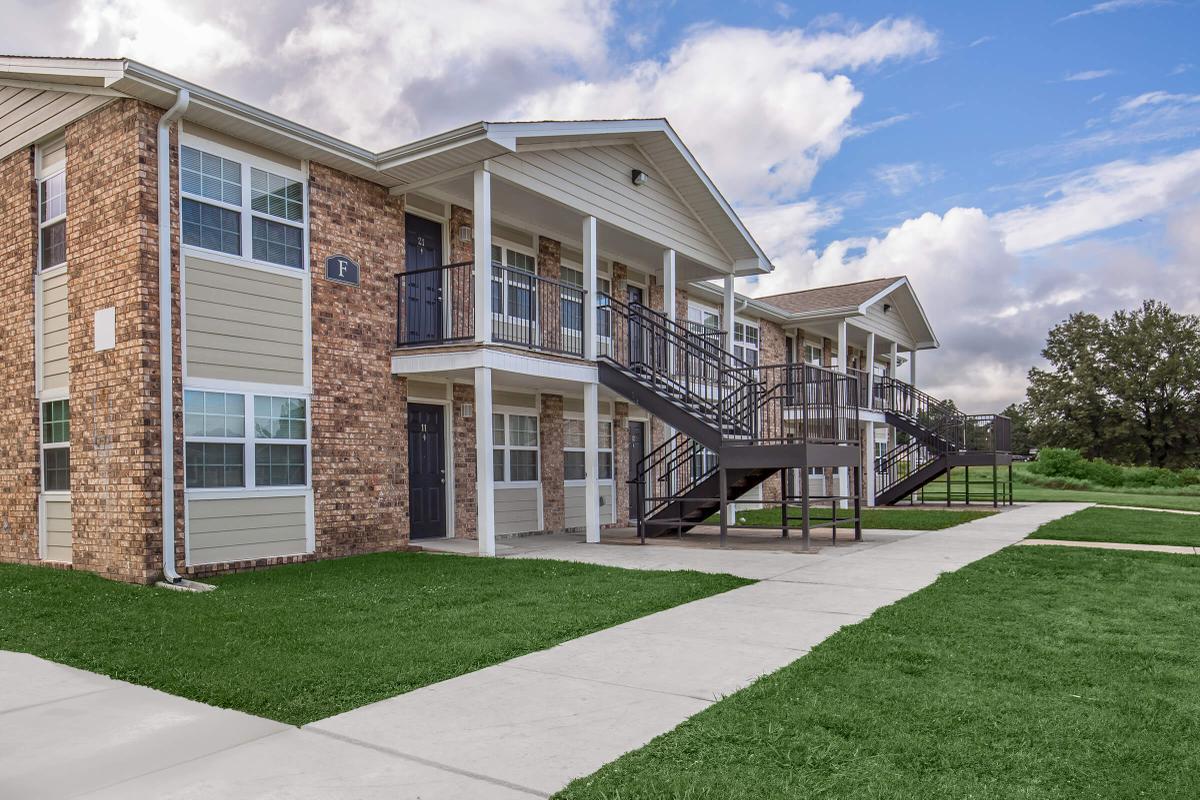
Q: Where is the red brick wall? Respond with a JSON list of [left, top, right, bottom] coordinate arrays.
[[65, 99, 166, 583], [452, 382, 477, 539], [0, 147, 40, 564], [539, 393, 564, 531], [307, 161, 408, 557]]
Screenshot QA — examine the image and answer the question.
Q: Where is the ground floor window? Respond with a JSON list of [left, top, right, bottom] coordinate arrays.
[[184, 389, 308, 489], [494, 412, 539, 483], [41, 399, 70, 492], [564, 416, 613, 481]]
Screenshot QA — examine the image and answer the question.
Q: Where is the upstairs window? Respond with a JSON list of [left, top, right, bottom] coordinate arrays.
[[39, 170, 66, 271], [41, 400, 70, 492], [180, 141, 306, 269], [733, 321, 759, 366]]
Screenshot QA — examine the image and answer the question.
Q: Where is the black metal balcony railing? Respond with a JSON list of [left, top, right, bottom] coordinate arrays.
[[727, 363, 861, 446], [395, 261, 475, 347], [847, 367, 870, 409], [490, 263, 586, 358], [394, 261, 586, 358]]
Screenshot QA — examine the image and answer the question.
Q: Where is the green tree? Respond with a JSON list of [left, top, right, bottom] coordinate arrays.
[[1025, 301, 1200, 467], [1001, 402, 1033, 455]]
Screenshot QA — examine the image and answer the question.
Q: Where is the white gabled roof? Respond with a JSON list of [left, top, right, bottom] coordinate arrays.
[[0, 56, 772, 275]]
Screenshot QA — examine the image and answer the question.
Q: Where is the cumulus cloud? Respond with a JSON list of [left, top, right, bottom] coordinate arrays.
[[507, 18, 938, 203], [740, 151, 1200, 409]]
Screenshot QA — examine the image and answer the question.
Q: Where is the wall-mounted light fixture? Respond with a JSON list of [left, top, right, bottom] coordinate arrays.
[[631, 169, 648, 187], [458, 225, 472, 242], [883, 303, 891, 313]]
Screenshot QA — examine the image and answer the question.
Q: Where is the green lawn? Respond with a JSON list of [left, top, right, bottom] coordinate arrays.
[[1030, 505, 1200, 547], [0, 553, 749, 725], [719, 506, 995, 530], [557, 547, 1200, 799], [917, 464, 1200, 512]]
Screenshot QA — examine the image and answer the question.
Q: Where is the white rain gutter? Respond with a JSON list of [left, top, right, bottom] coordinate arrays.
[[158, 89, 189, 583]]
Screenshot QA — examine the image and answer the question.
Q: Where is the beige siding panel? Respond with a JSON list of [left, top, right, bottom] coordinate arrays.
[[41, 270, 69, 391], [863, 300, 915, 350], [187, 494, 308, 565], [0, 87, 111, 162], [407, 380, 447, 399], [494, 487, 539, 535], [564, 483, 615, 529], [490, 145, 729, 270], [494, 391, 537, 409], [184, 256, 305, 385], [406, 193, 446, 218], [561, 398, 613, 415], [43, 496, 72, 563]]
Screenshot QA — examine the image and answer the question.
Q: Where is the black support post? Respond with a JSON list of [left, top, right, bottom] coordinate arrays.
[[718, 467, 728, 549]]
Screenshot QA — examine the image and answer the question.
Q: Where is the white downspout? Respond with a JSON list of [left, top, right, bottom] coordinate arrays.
[[159, 89, 189, 582]]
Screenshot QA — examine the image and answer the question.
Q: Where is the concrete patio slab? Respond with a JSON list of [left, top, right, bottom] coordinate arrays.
[[309, 665, 710, 796]]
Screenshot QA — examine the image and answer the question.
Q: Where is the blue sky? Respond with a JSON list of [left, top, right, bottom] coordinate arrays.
[[5, 0, 1199, 407]]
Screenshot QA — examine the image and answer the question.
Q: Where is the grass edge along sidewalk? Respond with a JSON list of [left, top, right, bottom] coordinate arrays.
[[0, 551, 750, 726], [556, 546, 1200, 800]]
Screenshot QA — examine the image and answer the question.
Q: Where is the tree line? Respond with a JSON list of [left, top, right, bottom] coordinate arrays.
[[1003, 300, 1200, 469]]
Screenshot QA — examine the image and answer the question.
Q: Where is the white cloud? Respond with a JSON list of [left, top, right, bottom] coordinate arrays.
[[969, 35, 996, 47], [1057, 0, 1173, 24], [995, 148, 1200, 252], [872, 162, 944, 196], [507, 18, 937, 203], [1115, 90, 1200, 114], [1064, 69, 1117, 81]]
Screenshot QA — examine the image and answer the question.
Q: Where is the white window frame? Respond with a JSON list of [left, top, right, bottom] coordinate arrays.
[[805, 343, 824, 366], [563, 413, 614, 485], [733, 319, 760, 365], [490, 239, 539, 330], [178, 132, 310, 274], [493, 408, 540, 487], [38, 167, 67, 273], [40, 399, 70, 495], [182, 386, 312, 496]]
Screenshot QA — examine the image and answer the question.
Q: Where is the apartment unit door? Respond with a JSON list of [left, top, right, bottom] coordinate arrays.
[[404, 213, 444, 343], [628, 420, 646, 520], [408, 403, 447, 539]]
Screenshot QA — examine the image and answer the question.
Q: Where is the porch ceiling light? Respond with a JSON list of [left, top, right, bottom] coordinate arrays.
[[631, 169, 648, 187]]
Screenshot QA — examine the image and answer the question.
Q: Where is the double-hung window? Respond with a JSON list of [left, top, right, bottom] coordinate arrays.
[[493, 412, 539, 483], [184, 390, 309, 489], [181, 140, 306, 269], [38, 164, 66, 271], [491, 245, 537, 323], [41, 400, 70, 492], [563, 417, 614, 481], [805, 344, 823, 366], [733, 321, 759, 366]]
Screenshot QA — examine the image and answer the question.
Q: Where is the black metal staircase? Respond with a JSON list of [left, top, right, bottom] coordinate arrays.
[[874, 377, 1012, 506], [596, 295, 862, 542]]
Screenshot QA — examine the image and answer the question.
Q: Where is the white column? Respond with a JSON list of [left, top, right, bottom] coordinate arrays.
[[583, 382, 601, 543], [909, 349, 917, 386], [474, 366, 496, 556], [836, 319, 849, 509], [890, 341, 899, 379], [865, 423, 877, 507], [663, 249, 676, 322], [582, 215, 597, 360], [473, 168, 492, 344], [722, 275, 735, 358], [865, 331, 876, 410], [836, 320, 848, 373]]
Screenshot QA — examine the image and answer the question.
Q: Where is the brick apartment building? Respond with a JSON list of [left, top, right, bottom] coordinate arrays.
[[0, 57, 978, 585]]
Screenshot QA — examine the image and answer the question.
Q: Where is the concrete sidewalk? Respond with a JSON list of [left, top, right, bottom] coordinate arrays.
[[2, 502, 1087, 799]]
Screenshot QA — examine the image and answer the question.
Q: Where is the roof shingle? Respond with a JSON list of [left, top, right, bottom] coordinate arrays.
[[755, 277, 904, 315]]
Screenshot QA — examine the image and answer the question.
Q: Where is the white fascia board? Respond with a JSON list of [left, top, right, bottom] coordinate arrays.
[[376, 122, 495, 168], [0, 56, 124, 85]]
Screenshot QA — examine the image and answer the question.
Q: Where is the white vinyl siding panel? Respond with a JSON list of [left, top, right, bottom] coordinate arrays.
[[491, 144, 729, 270], [41, 270, 69, 391], [494, 487, 539, 535], [863, 300, 916, 350], [184, 256, 305, 385], [564, 484, 614, 529], [187, 494, 307, 564], [43, 496, 71, 563], [0, 86, 111, 162]]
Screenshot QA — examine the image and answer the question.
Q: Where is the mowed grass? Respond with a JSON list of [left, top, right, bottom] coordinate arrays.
[[0, 552, 749, 725], [1031, 505, 1200, 547], [556, 547, 1200, 800], [718, 506, 995, 530], [919, 464, 1200, 512]]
